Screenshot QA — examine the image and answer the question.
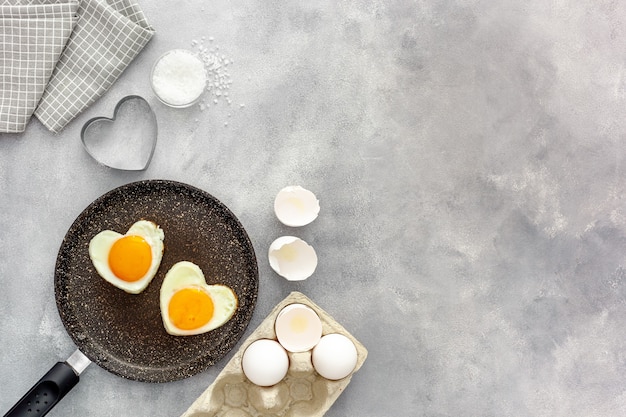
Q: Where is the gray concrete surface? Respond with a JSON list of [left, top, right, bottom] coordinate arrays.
[[3, 0, 626, 416]]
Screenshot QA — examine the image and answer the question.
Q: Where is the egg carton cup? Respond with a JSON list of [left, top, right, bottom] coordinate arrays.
[[180, 291, 368, 417]]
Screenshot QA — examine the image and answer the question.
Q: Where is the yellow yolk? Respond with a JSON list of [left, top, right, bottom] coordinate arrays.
[[108, 235, 152, 282], [168, 288, 214, 330]]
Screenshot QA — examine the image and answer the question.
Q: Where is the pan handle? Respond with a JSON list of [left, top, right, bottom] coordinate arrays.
[[3, 362, 79, 417]]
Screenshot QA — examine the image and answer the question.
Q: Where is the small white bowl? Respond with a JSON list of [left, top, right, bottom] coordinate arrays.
[[268, 236, 318, 281], [274, 186, 320, 227], [150, 49, 207, 108]]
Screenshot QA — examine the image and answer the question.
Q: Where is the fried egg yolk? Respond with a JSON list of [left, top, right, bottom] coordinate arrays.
[[109, 235, 153, 282], [168, 287, 215, 330]]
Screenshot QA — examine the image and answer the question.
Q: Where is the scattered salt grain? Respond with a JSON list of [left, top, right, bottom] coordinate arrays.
[[186, 36, 245, 120]]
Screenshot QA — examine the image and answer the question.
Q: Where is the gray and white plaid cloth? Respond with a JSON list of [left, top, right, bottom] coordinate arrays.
[[0, 0, 154, 133], [0, 0, 78, 133]]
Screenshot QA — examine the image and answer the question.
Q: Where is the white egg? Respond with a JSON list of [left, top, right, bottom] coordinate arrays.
[[160, 261, 238, 336], [88, 220, 164, 294], [242, 339, 289, 386], [268, 236, 318, 281], [312, 333, 358, 380], [274, 186, 320, 227], [275, 303, 322, 352]]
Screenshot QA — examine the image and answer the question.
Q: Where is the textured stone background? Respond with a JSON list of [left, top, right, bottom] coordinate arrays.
[[2, 0, 626, 416]]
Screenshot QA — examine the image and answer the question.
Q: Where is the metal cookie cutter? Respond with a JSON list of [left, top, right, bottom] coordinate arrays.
[[81, 95, 158, 171]]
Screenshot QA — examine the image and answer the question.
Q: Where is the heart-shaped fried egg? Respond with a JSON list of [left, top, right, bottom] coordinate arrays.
[[160, 261, 238, 336], [88, 220, 164, 294]]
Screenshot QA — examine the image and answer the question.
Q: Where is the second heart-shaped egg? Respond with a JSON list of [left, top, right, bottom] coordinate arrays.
[[160, 261, 238, 336]]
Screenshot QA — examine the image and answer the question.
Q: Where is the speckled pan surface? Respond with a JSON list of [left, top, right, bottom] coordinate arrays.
[[180, 291, 367, 417], [54, 180, 259, 383]]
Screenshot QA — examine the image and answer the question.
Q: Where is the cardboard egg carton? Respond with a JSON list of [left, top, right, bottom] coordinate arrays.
[[180, 291, 368, 417]]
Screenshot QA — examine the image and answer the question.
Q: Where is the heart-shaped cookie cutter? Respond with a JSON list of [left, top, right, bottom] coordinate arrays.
[[81, 95, 158, 171]]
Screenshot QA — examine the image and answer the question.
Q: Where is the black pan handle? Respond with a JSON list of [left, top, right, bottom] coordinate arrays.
[[3, 362, 79, 417]]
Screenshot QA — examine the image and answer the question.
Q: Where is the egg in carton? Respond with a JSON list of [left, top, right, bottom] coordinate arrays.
[[180, 291, 368, 417]]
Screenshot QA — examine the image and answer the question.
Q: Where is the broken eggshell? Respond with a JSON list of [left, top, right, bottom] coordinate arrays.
[[274, 186, 320, 227], [268, 236, 318, 281]]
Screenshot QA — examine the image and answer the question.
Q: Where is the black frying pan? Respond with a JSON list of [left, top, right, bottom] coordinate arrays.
[[3, 180, 259, 416]]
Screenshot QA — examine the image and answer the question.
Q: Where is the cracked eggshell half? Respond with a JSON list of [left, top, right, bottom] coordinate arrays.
[[274, 186, 320, 227], [268, 236, 318, 281]]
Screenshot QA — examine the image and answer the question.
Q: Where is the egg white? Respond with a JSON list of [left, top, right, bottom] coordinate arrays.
[[160, 261, 238, 336], [88, 220, 165, 294]]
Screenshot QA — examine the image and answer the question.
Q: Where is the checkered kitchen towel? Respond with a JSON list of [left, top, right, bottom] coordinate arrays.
[[1, 0, 154, 134], [0, 0, 79, 133]]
